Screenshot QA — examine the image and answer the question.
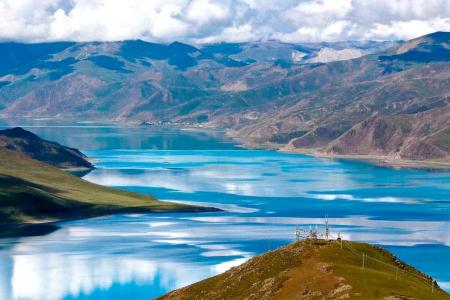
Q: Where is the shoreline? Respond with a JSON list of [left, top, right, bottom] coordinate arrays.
[[239, 139, 450, 170], [314, 153, 450, 170], [0, 204, 221, 238], [2, 117, 449, 171], [287, 149, 450, 170]]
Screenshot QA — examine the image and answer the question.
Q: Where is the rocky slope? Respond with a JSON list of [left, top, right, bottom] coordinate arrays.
[[324, 110, 450, 161], [0, 127, 94, 170], [159, 239, 450, 300], [0, 32, 449, 164], [233, 32, 450, 165], [0, 39, 394, 121]]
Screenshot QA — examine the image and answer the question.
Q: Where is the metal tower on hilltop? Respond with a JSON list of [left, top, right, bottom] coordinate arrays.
[[325, 213, 330, 240]]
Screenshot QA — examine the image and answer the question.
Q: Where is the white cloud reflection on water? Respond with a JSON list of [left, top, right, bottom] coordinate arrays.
[[1, 149, 449, 299], [83, 150, 358, 198], [9, 254, 210, 300], [0, 213, 449, 299], [0, 219, 254, 300], [83, 150, 448, 205], [85, 167, 425, 205], [83, 166, 355, 198], [184, 215, 450, 246], [309, 194, 423, 204]]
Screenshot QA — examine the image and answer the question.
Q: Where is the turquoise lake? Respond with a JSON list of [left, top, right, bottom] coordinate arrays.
[[0, 122, 449, 299]]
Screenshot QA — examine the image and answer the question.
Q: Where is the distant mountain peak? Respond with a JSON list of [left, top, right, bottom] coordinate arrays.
[[381, 31, 450, 62], [400, 31, 449, 49], [423, 31, 450, 41], [168, 41, 199, 52]]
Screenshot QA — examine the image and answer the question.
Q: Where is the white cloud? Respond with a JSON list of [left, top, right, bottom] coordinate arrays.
[[287, 0, 353, 26], [0, 0, 449, 43], [366, 18, 450, 40], [186, 0, 230, 25], [197, 24, 257, 43]]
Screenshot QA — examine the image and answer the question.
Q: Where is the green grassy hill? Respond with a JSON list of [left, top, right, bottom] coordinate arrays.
[[159, 239, 450, 300], [0, 147, 210, 225]]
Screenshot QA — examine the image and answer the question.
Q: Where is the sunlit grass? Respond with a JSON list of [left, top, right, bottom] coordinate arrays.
[[0, 148, 200, 224], [160, 239, 450, 300]]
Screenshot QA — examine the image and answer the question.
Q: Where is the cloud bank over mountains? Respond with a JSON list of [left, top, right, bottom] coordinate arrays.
[[1, 0, 450, 43]]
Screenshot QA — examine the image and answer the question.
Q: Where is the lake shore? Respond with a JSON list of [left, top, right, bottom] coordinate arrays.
[[0, 204, 220, 238], [0, 143, 221, 232], [2, 118, 450, 171], [237, 138, 450, 170], [1, 123, 449, 298]]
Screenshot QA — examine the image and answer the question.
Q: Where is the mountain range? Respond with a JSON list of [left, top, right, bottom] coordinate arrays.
[[0, 38, 395, 119], [0, 32, 449, 165]]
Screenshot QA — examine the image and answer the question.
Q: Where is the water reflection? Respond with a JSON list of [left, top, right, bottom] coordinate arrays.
[[1, 212, 449, 299], [0, 125, 449, 299], [80, 148, 450, 296], [0, 121, 238, 151], [0, 217, 257, 300], [8, 254, 211, 300], [83, 150, 362, 197]]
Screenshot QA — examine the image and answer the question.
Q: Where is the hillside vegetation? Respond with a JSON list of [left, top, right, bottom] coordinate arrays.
[[0, 147, 209, 225], [159, 239, 450, 300]]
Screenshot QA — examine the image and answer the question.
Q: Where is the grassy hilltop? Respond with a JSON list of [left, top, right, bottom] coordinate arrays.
[[160, 239, 450, 300]]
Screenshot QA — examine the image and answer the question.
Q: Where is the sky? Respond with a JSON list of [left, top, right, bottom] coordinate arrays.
[[0, 0, 449, 44]]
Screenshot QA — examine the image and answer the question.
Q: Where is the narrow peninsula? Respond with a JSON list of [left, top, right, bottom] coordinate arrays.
[[0, 128, 215, 227]]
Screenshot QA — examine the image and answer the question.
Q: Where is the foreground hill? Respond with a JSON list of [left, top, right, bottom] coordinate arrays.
[[0, 127, 93, 170], [159, 239, 450, 300], [0, 146, 210, 225]]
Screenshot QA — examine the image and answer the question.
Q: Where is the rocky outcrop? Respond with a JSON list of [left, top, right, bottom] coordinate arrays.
[[292, 126, 348, 149], [325, 114, 411, 156], [322, 109, 450, 161], [398, 140, 447, 160]]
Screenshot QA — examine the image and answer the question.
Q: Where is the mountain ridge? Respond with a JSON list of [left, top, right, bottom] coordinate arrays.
[[0, 38, 397, 119], [1, 32, 449, 166]]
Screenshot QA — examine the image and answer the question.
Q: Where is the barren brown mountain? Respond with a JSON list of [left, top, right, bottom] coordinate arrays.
[[0, 32, 449, 164]]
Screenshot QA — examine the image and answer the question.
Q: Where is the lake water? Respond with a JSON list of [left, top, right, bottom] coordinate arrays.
[[0, 122, 449, 299]]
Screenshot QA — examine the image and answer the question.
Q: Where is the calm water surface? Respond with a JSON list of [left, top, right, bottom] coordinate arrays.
[[0, 122, 449, 299]]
